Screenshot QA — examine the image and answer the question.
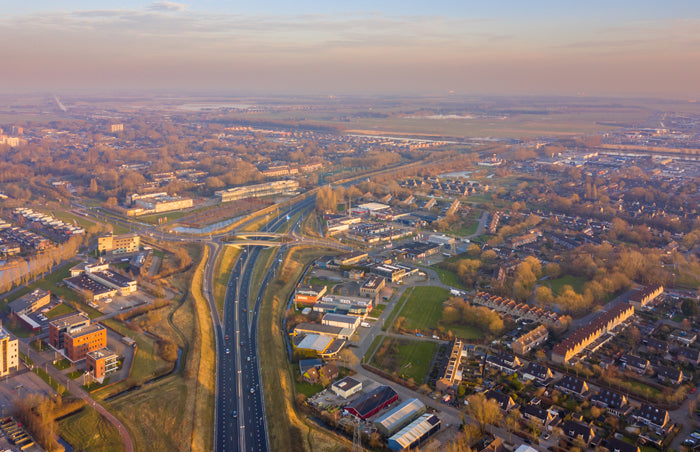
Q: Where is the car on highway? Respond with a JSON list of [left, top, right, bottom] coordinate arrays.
[[247, 356, 251, 362], [232, 410, 237, 418], [250, 387, 255, 393], [225, 335, 229, 340], [225, 348, 230, 354]]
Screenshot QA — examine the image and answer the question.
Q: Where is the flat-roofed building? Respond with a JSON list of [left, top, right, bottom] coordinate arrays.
[[360, 276, 385, 298], [345, 385, 398, 420], [292, 322, 354, 340], [88, 270, 137, 295], [8, 289, 50, 316], [0, 323, 19, 377], [49, 312, 91, 350], [215, 180, 299, 203], [98, 233, 140, 254], [322, 313, 360, 330], [64, 324, 107, 362], [331, 377, 362, 399], [293, 284, 327, 306], [372, 264, 406, 283], [64, 274, 117, 302], [374, 399, 426, 436], [86, 348, 118, 380]]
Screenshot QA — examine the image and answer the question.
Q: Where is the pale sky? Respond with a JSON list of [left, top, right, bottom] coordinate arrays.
[[1, 0, 699, 97]]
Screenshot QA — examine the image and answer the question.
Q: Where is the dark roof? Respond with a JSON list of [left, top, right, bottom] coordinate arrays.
[[591, 389, 626, 409], [522, 404, 550, 421], [484, 390, 513, 410], [622, 354, 649, 369], [333, 377, 362, 393], [345, 385, 398, 418], [636, 404, 668, 425], [486, 353, 520, 370], [521, 362, 552, 380], [675, 347, 700, 362], [299, 358, 323, 375], [630, 284, 662, 302], [555, 375, 587, 394], [562, 420, 594, 442], [643, 337, 669, 352], [654, 365, 682, 381], [606, 437, 640, 452]]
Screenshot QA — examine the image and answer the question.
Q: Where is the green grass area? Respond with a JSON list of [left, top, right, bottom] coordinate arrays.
[[371, 337, 437, 384], [442, 324, 484, 340], [363, 334, 385, 363], [67, 370, 84, 379], [453, 222, 479, 237], [396, 286, 451, 332], [137, 209, 193, 225], [295, 380, 325, 398], [431, 267, 465, 289], [671, 313, 685, 322], [45, 302, 77, 319], [83, 377, 112, 391], [47, 209, 99, 230], [18, 351, 32, 366], [101, 319, 171, 382], [383, 288, 412, 332], [53, 358, 72, 370], [213, 245, 241, 318], [545, 275, 588, 295], [249, 247, 277, 311], [2, 318, 33, 338], [33, 367, 68, 396], [308, 277, 342, 287], [59, 406, 124, 452], [366, 303, 386, 319]]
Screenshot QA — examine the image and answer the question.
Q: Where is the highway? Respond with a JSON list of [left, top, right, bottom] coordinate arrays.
[[215, 199, 311, 452]]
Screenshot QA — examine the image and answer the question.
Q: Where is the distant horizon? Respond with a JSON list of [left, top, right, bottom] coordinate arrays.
[[1, 1, 699, 98]]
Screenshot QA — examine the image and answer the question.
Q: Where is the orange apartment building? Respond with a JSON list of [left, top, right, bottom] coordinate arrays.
[[49, 312, 107, 361]]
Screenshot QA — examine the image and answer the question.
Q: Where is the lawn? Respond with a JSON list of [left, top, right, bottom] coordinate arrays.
[[59, 406, 124, 452], [46, 302, 76, 319], [308, 277, 342, 287], [371, 337, 438, 384], [363, 334, 386, 363], [213, 245, 241, 318], [48, 209, 99, 231], [395, 286, 451, 333], [249, 246, 277, 311], [431, 267, 465, 289], [295, 380, 325, 398], [100, 319, 171, 382], [453, 222, 479, 237], [442, 324, 484, 340], [53, 358, 72, 370], [545, 275, 588, 295], [383, 288, 412, 332], [366, 303, 386, 319]]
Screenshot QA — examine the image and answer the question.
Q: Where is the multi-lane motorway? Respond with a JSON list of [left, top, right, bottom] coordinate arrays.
[[215, 200, 310, 452]]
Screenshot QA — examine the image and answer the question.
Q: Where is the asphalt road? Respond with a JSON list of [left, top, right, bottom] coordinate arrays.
[[215, 200, 312, 452]]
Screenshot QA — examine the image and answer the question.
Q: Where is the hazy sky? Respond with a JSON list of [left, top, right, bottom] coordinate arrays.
[[2, 0, 699, 97]]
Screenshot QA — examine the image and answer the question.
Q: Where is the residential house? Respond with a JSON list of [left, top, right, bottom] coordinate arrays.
[[605, 437, 640, 452], [654, 365, 683, 385], [485, 390, 516, 412], [633, 404, 670, 431], [643, 337, 669, 355], [621, 355, 650, 374], [521, 404, 557, 429], [485, 353, 522, 375], [675, 347, 700, 365], [520, 362, 554, 384], [510, 325, 549, 355], [555, 375, 589, 399], [591, 389, 631, 417], [562, 420, 595, 447]]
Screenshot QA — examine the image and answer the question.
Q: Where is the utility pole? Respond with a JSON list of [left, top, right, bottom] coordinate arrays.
[[351, 417, 362, 452]]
